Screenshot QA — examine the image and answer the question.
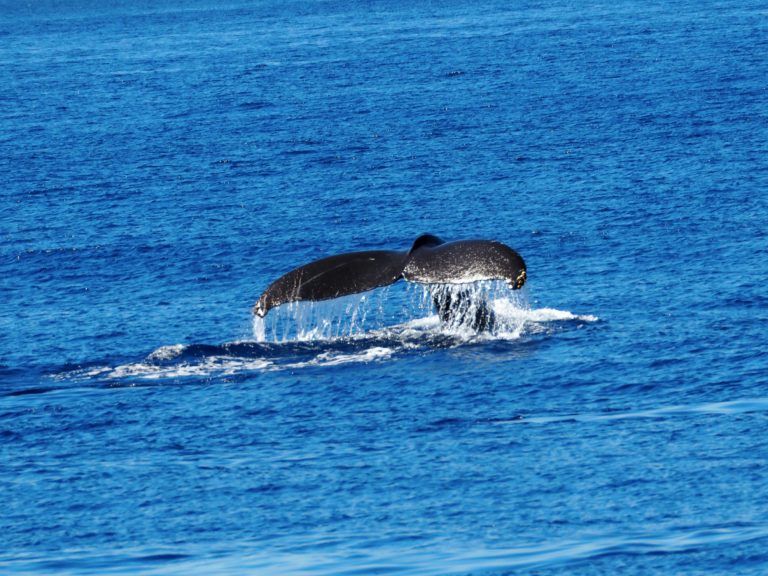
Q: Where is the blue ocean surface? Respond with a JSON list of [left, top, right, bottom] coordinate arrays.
[[2, 0, 768, 573]]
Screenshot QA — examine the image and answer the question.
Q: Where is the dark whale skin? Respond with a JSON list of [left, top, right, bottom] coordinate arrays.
[[253, 234, 526, 318]]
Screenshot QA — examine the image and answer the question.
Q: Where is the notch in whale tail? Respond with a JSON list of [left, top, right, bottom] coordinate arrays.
[[253, 234, 526, 322]]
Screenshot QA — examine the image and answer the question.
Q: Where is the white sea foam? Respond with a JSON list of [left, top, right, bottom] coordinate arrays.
[[521, 307, 599, 323], [286, 346, 394, 369], [74, 355, 274, 381], [146, 344, 187, 361], [76, 345, 394, 382]]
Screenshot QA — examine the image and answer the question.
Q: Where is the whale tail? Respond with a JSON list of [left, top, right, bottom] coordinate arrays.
[[253, 234, 526, 326]]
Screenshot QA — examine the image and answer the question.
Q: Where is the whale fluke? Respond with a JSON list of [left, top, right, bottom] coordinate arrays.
[[253, 234, 526, 319]]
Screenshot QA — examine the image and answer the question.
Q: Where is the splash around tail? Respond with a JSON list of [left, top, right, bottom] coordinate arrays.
[[252, 281, 548, 343]]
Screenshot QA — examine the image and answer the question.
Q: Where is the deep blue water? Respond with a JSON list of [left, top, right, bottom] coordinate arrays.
[[2, 0, 768, 573]]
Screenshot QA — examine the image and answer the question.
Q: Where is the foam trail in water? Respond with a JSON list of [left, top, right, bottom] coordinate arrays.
[[77, 354, 274, 381], [285, 346, 394, 369], [63, 283, 596, 383]]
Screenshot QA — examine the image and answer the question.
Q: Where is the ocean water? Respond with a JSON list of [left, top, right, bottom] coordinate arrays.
[[2, 0, 768, 573]]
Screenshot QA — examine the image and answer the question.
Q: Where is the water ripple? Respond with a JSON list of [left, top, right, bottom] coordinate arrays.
[[505, 398, 768, 425]]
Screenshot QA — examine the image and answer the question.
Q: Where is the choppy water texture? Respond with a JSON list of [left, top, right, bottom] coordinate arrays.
[[2, 0, 768, 574]]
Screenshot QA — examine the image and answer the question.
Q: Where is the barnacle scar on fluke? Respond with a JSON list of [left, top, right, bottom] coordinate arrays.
[[253, 234, 527, 331]]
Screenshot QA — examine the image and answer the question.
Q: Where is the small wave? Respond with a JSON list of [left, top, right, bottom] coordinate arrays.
[[238, 100, 274, 110], [437, 523, 768, 573], [497, 397, 768, 426], [15, 521, 764, 575]]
